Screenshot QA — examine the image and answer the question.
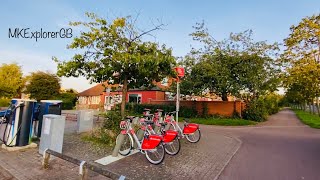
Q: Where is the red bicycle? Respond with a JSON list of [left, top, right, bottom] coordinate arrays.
[[164, 111, 201, 143], [138, 116, 181, 156], [115, 116, 165, 165]]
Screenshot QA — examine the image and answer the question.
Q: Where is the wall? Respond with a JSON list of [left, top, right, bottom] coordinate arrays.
[[147, 100, 245, 117]]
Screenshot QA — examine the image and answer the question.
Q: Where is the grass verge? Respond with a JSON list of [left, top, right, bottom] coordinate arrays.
[[181, 117, 257, 126], [293, 109, 320, 128]]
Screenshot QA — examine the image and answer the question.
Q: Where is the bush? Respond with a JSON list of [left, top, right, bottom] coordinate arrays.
[[102, 110, 121, 135], [0, 98, 11, 107], [82, 110, 122, 146], [180, 107, 198, 118], [264, 94, 281, 115], [242, 98, 268, 121], [242, 94, 281, 122], [55, 91, 78, 110]]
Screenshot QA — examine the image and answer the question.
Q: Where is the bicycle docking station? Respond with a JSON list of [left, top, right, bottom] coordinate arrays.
[[0, 99, 38, 151], [95, 117, 143, 166], [0, 99, 64, 152]]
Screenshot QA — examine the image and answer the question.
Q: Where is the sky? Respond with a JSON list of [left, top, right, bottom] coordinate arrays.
[[0, 0, 319, 92]]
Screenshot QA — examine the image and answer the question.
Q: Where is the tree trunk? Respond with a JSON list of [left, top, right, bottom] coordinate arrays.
[[221, 92, 228, 101], [312, 99, 316, 114], [121, 77, 128, 119], [309, 102, 312, 114]]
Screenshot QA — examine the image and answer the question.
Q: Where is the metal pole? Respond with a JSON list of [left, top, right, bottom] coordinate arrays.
[[176, 79, 179, 123], [111, 134, 124, 157], [106, 88, 111, 111]]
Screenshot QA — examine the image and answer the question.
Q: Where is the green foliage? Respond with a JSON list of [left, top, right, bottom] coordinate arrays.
[[264, 93, 282, 115], [102, 110, 121, 135], [242, 98, 268, 122], [0, 63, 23, 98], [283, 13, 320, 63], [242, 94, 281, 121], [55, 90, 78, 110], [293, 109, 320, 129], [179, 107, 197, 118], [24, 71, 61, 101], [125, 103, 198, 118], [182, 23, 280, 101], [188, 117, 256, 126], [0, 98, 11, 107], [53, 12, 176, 117], [282, 14, 320, 108], [82, 110, 122, 146], [126, 103, 175, 114]]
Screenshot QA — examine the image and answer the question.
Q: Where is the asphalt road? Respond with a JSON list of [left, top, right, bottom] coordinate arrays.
[[218, 109, 320, 180]]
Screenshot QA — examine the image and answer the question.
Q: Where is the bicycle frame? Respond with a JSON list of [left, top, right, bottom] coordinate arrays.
[[121, 120, 162, 151], [164, 114, 199, 137], [167, 116, 185, 137], [121, 121, 142, 150]]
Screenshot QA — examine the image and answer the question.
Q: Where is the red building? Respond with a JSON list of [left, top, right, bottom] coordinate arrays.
[[77, 82, 167, 110]]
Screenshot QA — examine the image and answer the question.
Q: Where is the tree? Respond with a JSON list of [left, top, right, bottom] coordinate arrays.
[[24, 71, 61, 100], [53, 13, 176, 117], [283, 14, 320, 64], [0, 63, 23, 98], [58, 89, 78, 110], [184, 22, 280, 101], [283, 59, 320, 114], [283, 14, 320, 115]]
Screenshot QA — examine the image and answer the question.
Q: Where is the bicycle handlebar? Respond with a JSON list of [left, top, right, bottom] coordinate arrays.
[[166, 111, 177, 115]]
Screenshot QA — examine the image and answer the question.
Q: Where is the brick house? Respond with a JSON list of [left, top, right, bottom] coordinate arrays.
[[77, 82, 168, 110]]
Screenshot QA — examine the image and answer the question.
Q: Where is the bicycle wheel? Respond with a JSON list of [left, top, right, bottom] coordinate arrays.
[[116, 134, 132, 156], [164, 137, 180, 155], [185, 129, 201, 143], [145, 143, 165, 165]]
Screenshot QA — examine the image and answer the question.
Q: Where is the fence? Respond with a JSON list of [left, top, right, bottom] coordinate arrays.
[[291, 104, 320, 115], [147, 100, 245, 117], [43, 149, 128, 180]]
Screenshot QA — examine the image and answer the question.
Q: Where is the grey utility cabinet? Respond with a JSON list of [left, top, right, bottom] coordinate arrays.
[[77, 110, 94, 133], [39, 114, 66, 155]]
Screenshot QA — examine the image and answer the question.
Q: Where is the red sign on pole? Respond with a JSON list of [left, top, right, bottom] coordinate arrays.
[[175, 67, 185, 77]]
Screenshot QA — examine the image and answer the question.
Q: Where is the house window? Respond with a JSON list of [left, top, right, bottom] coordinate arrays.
[[104, 96, 113, 105], [128, 94, 142, 104]]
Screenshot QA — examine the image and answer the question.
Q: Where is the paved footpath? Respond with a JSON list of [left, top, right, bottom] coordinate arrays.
[[0, 125, 240, 179], [217, 109, 320, 180], [106, 131, 240, 180]]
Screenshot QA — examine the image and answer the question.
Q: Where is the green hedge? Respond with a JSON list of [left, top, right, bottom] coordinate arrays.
[[125, 103, 198, 118]]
